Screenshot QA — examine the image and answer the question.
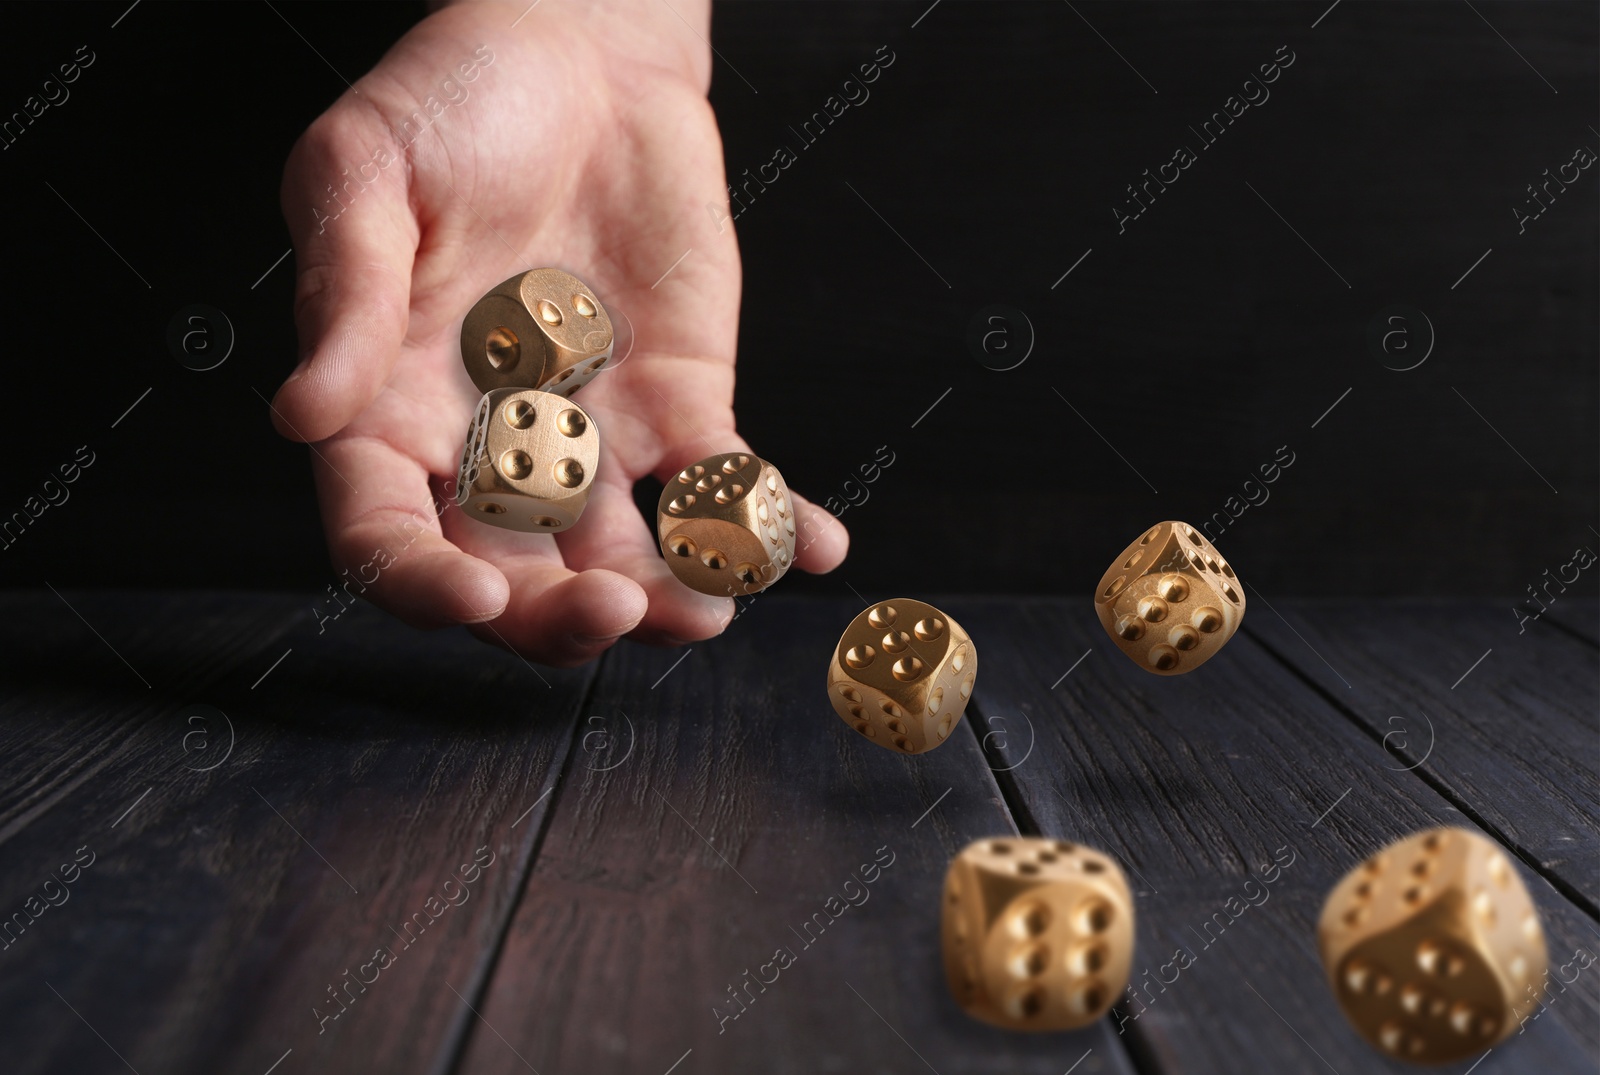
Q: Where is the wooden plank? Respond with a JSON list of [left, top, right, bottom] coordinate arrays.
[[1246, 600, 1599, 911], [963, 599, 1598, 1075], [1545, 600, 1600, 648], [0, 592, 305, 847], [0, 597, 593, 1075], [456, 597, 1144, 1075]]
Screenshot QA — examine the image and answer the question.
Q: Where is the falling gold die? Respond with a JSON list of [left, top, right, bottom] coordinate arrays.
[[826, 599, 974, 754], [455, 389, 598, 533], [657, 452, 796, 596], [943, 837, 1134, 1031], [1094, 521, 1244, 674], [1318, 826, 1548, 1064], [460, 268, 613, 397]]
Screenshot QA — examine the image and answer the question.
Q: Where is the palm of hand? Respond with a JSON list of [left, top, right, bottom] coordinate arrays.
[[274, 2, 845, 665]]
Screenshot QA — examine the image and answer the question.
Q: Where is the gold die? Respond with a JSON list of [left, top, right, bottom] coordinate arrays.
[[1318, 826, 1549, 1064], [943, 837, 1134, 1031], [455, 389, 599, 533], [460, 268, 613, 397], [656, 453, 795, 596], [825, 599, 974, 754], [1094, 520, 1244, 675]]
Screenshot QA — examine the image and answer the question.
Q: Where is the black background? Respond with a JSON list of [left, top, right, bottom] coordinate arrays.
[[0, 1, 1593, 599]]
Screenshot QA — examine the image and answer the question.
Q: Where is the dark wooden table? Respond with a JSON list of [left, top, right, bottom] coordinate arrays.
[[1, 592, 1595, 1075]]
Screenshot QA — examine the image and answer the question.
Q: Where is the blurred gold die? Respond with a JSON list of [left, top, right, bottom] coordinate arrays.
[[460, 268, 613, 397], [456, 389, 598, 533], [826, 599, 974, 754], [943, 836, 1134, 1031], [1318, 826, 1548, 1064], [657, 452, 795, 596], [1095, 520, 1244, 674]]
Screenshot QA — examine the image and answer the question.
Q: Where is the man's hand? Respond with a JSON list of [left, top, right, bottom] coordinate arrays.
[[273, 0, 847, 666]]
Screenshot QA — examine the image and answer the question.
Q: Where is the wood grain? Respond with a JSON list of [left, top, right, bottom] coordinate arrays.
[[0, 596, 593, 1075], [456, 597, 1142, 1075], [1545, 600, 1600, 648], [0, 592, 305, 848], [1, 593, 1593, 1075], [964, 599, 1598, 1075], [1245, 599, 1600, 911]]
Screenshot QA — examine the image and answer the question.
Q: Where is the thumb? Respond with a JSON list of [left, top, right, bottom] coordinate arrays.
[[273, 100, 418, 443]]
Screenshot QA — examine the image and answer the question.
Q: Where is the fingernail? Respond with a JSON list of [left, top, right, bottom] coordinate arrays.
[[451, 597, 508, 624], [456, 609, 503, 625], [572, 632, 625, 647]]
